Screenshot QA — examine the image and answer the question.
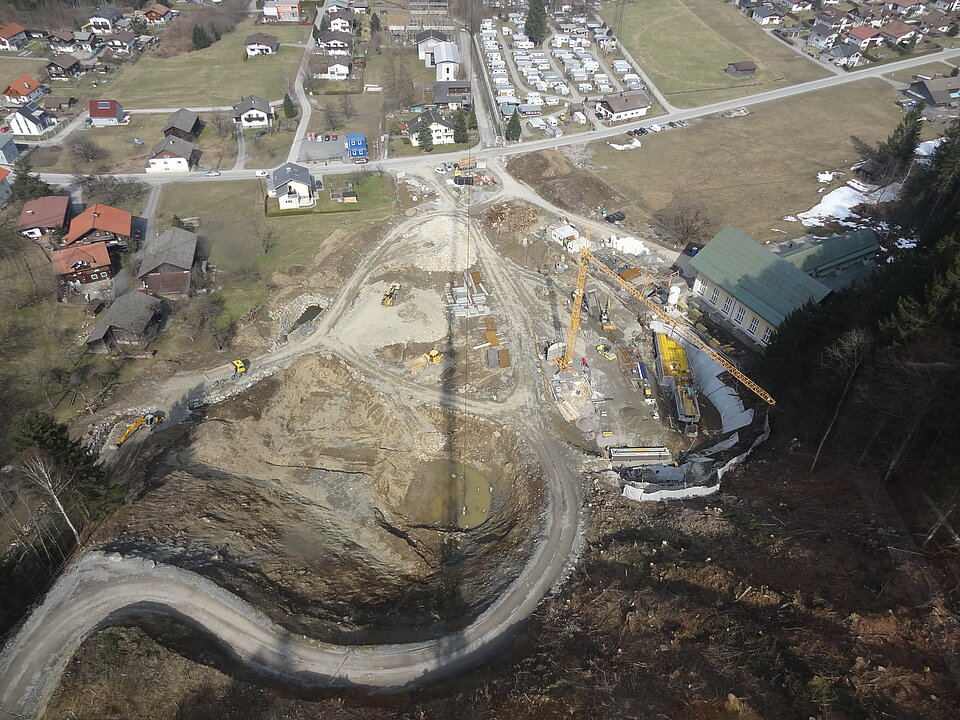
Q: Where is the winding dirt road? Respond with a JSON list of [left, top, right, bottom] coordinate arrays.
[[0, 172, 584, 719]]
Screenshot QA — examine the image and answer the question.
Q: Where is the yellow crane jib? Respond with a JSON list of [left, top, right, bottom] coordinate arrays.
[[580, 247, 776, 406], [554, 251, 588, 373]]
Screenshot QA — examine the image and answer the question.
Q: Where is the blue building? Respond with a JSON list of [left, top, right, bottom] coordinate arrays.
[[347, 133, 367, 160]]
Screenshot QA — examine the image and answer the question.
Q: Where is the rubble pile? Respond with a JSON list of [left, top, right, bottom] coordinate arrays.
[[484, 202, 540, 237]]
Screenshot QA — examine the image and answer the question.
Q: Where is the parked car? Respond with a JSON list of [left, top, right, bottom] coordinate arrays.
[[204, 170, 221, 177], [649, 124, 663, 132], [435, 166, 447, 174], [667, 121, 678, 128], [255, 170, 269, 177], [636, 127, 648, 135], [676, 119, 687, 127], [604, 211, 626, 224]]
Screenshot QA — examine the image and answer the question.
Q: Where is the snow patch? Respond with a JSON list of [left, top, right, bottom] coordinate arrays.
[[797, 181, 900, 227], [916, 137, 945, 157], [817, 170, 839, 183], [607, 138, 641, 151]]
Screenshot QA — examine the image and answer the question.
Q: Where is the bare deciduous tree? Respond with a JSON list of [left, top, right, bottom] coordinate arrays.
[[669, 205, 713, 246], [209, 111, 231, 138], [70, 138, 106, 164], [20, 455, 79, 543]]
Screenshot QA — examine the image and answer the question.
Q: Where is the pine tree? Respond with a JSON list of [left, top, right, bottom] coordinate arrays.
[[370, 13, 381, 33], [454, 110, 468, 144], [876, 101, 925, 174], [506, 110, 521, 141], [524, 0, 548, 45], [11, 157, 51, 203], [283, 93, 296, 119], [192, 24, 211, 51], [467, 107, 478, 130], [417, 123, 434, 151]]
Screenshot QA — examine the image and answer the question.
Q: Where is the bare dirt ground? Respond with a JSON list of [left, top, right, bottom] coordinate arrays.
[[46, 437, 960, 720]]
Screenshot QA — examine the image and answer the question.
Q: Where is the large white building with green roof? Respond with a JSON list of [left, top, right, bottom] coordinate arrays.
[[688, 225, 833, 347]]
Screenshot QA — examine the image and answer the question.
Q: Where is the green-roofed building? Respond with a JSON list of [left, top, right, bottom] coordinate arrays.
[[779, 228, 879, 293], [688, 225, 831, 347]]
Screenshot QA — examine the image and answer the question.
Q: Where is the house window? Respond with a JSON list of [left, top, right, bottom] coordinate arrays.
[[722, 297, 733, 315], [710, 287, 719, 305], [734, 307, 745, 325], [695, 278, 706, 295], [762, 327, 773, 344], [748, 316, 759, 335]]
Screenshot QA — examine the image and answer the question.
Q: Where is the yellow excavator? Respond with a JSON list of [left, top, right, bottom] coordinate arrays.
[[381, 282, 401, 307], [116, 413, 162, 447], [232, 360, 246, 373], [408, 349, 444, 372], [600, 297, 616, 332]]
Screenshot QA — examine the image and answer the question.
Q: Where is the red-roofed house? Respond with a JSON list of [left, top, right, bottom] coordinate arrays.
[[0, 167, 11, 208], [63, 204, 132, 247], [845, 26, 884, 50], [144, 3, 173, 24], [18, 195, 70, 240], [51, 242, 112, 285], [88, 99, 127, 126], [0, 23, 28, 51], [3, 76, 47, 106], [878, 20, 918, 44]]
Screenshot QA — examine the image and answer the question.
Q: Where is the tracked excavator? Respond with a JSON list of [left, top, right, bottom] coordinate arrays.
[[115, 414, 162, 447]]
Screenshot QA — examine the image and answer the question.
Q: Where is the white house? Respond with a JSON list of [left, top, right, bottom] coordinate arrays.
[[0, 132, 20, 164], [315, 29, 353, 55], [7, 102, 58, 136], [88, 99, 126, 126], [408, 109, 455, 146], [434, 42, 460, 82], [751, 6, 783, 25], [146, 136, 195, 173], [594, 90, 651, 122], [268, 162, 316, 209], [3, 76, 47, 106], [416, 29, 448, 63], [0, 167, 11, 209], [309, 56, 351, 80], [246, 32, 280, 56], [327, 10, 353, 33], [0, 23, 28, 51], [86, 7, 122, 35], [231, 95, 275, 128]]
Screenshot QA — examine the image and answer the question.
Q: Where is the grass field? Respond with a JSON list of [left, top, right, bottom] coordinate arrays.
[[0, 57, 50, 89], [104, 19, 305, 108], [884, 62, 956, 85], [156, 176, 393, 322], [29, 114, 238, 173], [602, 0, 829, 108], [243, 125, 296, 168], [586, 79, 939, 239]]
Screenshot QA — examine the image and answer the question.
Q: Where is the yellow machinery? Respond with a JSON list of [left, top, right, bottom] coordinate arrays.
[[116, 413, 161, 447], [408, 349, 444, 372], [381, 282, 401, 307], [553, 238, 589, 373], [600, 297, 615, 332], [232, 360, 246, 373], [596, 344, 617, 360]]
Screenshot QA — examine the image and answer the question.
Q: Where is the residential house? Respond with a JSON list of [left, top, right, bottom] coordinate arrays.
[[63, 203, 132, 247], [850, 5, 894, 28], [7, 102, 58, 136], [352, 0, 369, 13], [433, 42, 460, 81], [268, 162, 316, 209], [886, 0, 924, 16], [594, 89, 652, 121], [814, 9, 854, 32], [878, 19, 917, 44], [407, 110, 454, 146], [0, 167, 10, 208], [87, 8, 122, 35], [47, 30, 79, 53], [17, 195, 70, 239], [0, 23, 28, 52], [144, 4, 173, 24], [907, 76, 960, 105], [105, 31, 138, 54], [246, 32, 280, 56], [844, 25, 884, 50], [688, 225, 832, 347], [263, 0, 302, 22], [431, 80, 471, 109], [821, 44, 864, 66], [808, 27, 840, 49], [417, 29, 448, 63], [162, 108, 202, 140], [47, 54, 83, 81], [88, 99, 127, 126], [3, 76, 47, 106], [930, 0, 960, 12], [309, 55, 351, 80], [71, 31, 100, 53], [751, 5, 784, 25], [137, 227, 198, 298], [347, 132, 367, 159], [777, 228, 879, 291], [43, 96, 75, 112], [921, 10, 952, 35], [0, 132, 20, 164], [85, 291, 163, 354], [52, 241, 113, 287], [323, 0, 350, 13], [779, 0, 813, 11], [146, 136, 195, 173], [327, 9, 354, 32], [315, 29, 353, 55], [230, 95, 275, 127], [725, 61, 757, 78]]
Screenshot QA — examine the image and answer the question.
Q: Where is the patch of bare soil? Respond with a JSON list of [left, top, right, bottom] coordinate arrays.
[[96, 353, 544, 644], [50, 440, 960, 720], [506, 150, 628, 219]]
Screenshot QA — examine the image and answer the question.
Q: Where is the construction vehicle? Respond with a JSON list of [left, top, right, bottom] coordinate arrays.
[[408, 349, 444, 372], [551, 226, 775, 404], [596, 344, 617, 360], [116, 413, 161, 447], [600, 297, 616, 332], [381, 282, 401, 307], [232, 360, 246, 373]]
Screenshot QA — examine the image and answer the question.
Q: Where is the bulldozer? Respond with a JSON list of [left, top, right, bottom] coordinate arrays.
[[596, 344, 617, 361], [408, 349, 444, 372], [116, 413, 162, 447], [381, 282, 401, 307]]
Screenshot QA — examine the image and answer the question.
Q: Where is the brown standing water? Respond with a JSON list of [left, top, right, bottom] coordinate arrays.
[[417, 458, 493, 530]]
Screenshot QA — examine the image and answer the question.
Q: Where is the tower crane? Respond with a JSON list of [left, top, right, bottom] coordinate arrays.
[[552, 234, 776, 405]]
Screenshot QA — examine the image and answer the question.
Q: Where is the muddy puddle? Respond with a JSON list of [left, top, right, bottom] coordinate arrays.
[[290, 305, 323, 331], [418, 458, 493, 530]]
